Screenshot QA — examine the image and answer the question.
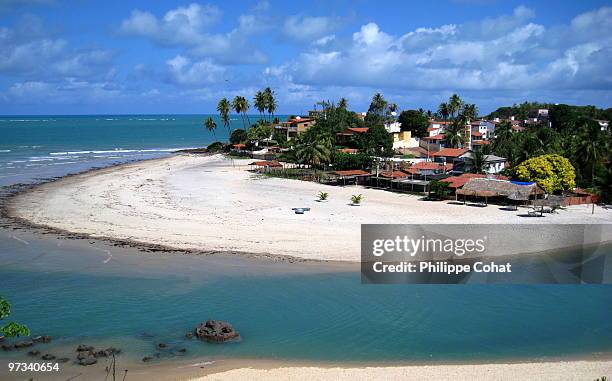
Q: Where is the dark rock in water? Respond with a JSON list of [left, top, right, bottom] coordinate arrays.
[[195, 320, 240, 343], [0, 335, 5, 342], [185, 332, 194, 339], [27, 350, 40, 356], [94, 347, 119, 358], [78, 356, 97, 366], [142, 356, 154, 362], [32, 335, 43, 342], [1, 344, 14, 351], [157, 343, 168, 349], [57, 357, 70, 363], [14, 340, 34, 349], [76, 344, 94, 352], [41, 354, 56, 360], [175, 347, 187, 354], [40, 335, 52, 343]]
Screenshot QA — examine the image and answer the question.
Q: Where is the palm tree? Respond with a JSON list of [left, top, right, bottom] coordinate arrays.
[[254, 91, 266, 121], [438, 102, 451, 120], [575, 122, 604, 184], [470, 149, 486, 174], [204, 116, 217, 139], [232, 96, 250, 129], [444, 118, 465, 148], [296, 136, 332, 182], [338, 98, 348, 110], [217, 98, 231, 138], [448, 94, 464, 118], [462, 103, 478, 121], [264, 87, 277, 121]]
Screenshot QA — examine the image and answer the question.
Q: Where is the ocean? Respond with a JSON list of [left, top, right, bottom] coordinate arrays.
[[0, 115, 611, 374], [0, 114, 259, 186]]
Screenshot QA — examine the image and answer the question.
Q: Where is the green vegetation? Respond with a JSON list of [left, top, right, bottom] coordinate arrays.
[[398, 109, 429, 138], [318, 191, 329, 201], [217, 98, 231, 135], [1, 296, 30, 338], [364, 93, 397, 128], [351, 194, 363, 205], [230, 129, 247, 145], [247, 122, 273, 145], [295, 136, 333, 181], [205, 141, 226, 153], [232, 95, 250, 129], [332, 152, 373, 170], [428, 180, 452, 200], [513, 154, 576, 193], [487, 102, 612, 124], [204, 116, 217, 138]]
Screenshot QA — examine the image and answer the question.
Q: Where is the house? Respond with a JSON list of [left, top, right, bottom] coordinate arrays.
[[274, 116, 315, 139], [596, 120, 609, 131], [410, 161, 454, 176], [459, 152, 507, 174], [431, 148, 469, 163], [336, 127, 369, 145], [392, 131, 418, 150], [470, 120, 496, 140]]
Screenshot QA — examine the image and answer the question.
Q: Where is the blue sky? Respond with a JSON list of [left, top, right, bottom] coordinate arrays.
[[0, 0, 610, 115]]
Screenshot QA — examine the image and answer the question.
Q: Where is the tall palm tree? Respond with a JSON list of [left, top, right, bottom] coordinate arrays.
[[217, 98, 231, 138], [444, 118, 466, 148], [575, 122, 604, 184], [462, 103, 478, 121], [263, 87, 277, 121], [338, 97, 348, 110], [438, 102, 451, 120], [296, 136, 332, 182], [204, 116, 217, 139], [448, 94, 463, 118], [470, 149, 486, 174], [254, 91, 266, 121], [232, 96, 250, 129]]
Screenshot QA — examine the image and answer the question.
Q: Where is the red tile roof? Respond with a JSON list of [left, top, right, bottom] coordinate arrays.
[[431, 148, 468, 158], [347, 127, 369, 133], [232, 143, 246, 148], [380, 170, 408, 179], [338, 148, 359, 154], [471, 131, 482, 137], [423, 134, 445, 140], [472, 140, 490, 145], [251, 160, 282, 167], [411, 162, 454, 171], [333, 170, 371, 176]]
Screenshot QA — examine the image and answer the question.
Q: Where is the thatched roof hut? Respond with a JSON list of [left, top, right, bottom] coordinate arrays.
[[456, 178, 544, 204]]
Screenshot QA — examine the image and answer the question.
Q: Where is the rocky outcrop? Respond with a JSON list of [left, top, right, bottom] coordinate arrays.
[[194, 320, 239, 343]]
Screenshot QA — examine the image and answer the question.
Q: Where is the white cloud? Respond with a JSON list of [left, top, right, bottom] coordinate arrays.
[[165, 55, 226, 86], [0, 16, 114, 80], [283, 15, 339, 43], [119, 3, 268, 64], [267, 6, 612, 92]]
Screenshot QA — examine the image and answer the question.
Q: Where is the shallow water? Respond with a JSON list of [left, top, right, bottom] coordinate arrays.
[[1, 231, 611, 365]]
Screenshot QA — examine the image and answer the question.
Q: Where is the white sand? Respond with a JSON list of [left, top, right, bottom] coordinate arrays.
[[9, 154, 612, 261], [191, 361, 612, 381]]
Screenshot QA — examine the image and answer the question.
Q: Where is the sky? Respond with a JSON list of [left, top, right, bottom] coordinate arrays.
[[0, 0, 611, 115]]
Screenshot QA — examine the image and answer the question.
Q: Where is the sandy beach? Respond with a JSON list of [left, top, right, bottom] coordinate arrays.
[[188, 360, 612, 381], [7, 154, 612, 261]]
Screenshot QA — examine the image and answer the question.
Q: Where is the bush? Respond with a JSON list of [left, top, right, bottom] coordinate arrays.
[[513, 154, 576, 193], [351, 194, 363, 204], [428, 180, 451, 200], [206, 141, 226, 152], [318, 191, 329, 201], [230, 129, 247, 144], [332, 152, 373, 170]]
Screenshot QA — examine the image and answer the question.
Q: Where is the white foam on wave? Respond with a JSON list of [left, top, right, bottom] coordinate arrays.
[[0, 150, 10, 153], [49, 147, 196, 156]]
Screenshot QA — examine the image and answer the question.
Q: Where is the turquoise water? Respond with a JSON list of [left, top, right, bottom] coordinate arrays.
[[0, 115, 267, 186], [0, 233, 611, 364]]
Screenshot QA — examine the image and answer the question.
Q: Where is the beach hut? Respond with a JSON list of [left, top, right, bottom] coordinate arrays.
[[456, 178, 543, 206], [332, 170, 372, 186]]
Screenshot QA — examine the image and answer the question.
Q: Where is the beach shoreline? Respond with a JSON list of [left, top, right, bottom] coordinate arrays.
[[4, 153, 612, 262]]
